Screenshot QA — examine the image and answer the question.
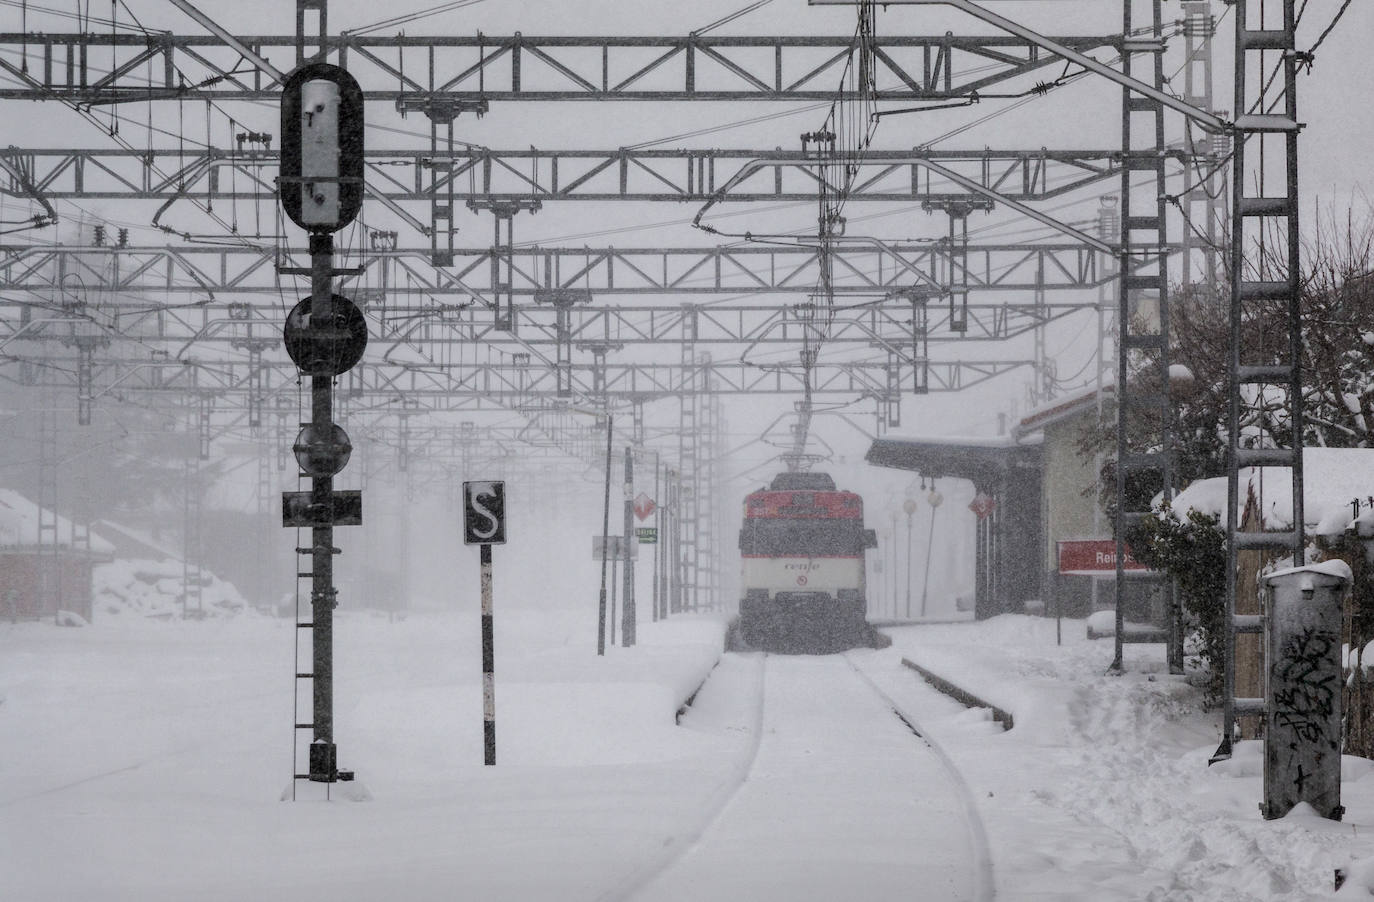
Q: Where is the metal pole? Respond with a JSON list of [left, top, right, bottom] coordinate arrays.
[[889, 513, 897, 618], [480, 542, 495, 766], [652, 457, 661, 622], [905, 511, 914, 619], [668, 471, 681, 614], [920, 503, 937, 617], [622, 446, 636, 646], [309, 231, 337, 781], [1218, 0, 1247, 757], [1111, 0, 1132, 674], [659, 462, 668, 620], [597, 415, 613, 655]]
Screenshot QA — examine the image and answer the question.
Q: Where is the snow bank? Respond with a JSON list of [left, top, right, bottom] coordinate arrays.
[[886, 615, 1082, 746], [883, 615, 1374, 900], [1171, 448, 1374, 537], [93, 558, 249, 619], [0, 607, 730, 902]]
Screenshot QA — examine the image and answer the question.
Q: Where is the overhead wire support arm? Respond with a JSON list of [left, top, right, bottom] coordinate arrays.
[[692, 157, 1115, 255], [0, 155, 58, 226], [809, 0, 1231, 133], [166, 0, 288, 87]]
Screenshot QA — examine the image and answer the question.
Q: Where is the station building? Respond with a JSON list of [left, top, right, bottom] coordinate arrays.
[[865, 385, 1162, 624]]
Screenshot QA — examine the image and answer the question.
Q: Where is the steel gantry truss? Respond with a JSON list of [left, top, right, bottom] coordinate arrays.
[[0, 30, 1124, 103], [0, 240, 1123, 299], [0, 236, 1115, 421], [3, 342, 1038, 408], [1, 147, 1136, 207], [1, 1, 1249, 624]]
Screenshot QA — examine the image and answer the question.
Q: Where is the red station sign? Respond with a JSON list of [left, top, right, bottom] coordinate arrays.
[[1057, 539, 1152, 576]]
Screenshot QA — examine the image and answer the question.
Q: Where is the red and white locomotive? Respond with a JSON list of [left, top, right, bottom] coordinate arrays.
[[736, 472, 878, 652]]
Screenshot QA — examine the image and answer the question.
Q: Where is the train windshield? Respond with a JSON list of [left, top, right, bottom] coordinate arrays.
[[739, 518, 866, 556]]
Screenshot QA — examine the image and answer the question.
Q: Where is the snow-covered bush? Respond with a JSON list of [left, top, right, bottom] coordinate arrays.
[[1129, 502, 1227, 702]]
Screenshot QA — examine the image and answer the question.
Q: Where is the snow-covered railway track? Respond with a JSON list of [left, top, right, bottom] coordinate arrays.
[[606, 651, 994, 902], [842, 653, 995, 902], [594, 651, 768, 902]]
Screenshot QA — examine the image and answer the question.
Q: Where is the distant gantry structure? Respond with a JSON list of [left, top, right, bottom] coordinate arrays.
[[0, 0, 1299, 665]]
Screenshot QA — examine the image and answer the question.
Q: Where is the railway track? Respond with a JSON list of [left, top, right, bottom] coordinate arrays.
[[603, 650, 994, 902]]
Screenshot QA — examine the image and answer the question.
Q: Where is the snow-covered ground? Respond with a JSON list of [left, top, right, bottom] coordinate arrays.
[[3, 608, 1373, 900], [880, 617, 1374, 901]]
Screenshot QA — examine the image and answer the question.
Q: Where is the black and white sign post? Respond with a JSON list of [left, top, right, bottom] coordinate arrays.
[[463, 481, 506, 766], [279, 62, 366, 788]]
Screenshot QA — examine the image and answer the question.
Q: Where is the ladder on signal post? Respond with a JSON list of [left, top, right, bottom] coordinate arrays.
[[289, 524, 315, 795], [288, 526, 351, 796], [1215, 0, 1304, 762]]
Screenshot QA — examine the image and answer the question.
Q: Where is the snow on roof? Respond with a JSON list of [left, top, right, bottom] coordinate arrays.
[[875, 431, 1023, 450], [1263, 558, 1354, 584], [1014, 384, 1113, 438], [0, 489, 116, 554], [1170, 448, 1374, 537], [91, 518, 181, 561]]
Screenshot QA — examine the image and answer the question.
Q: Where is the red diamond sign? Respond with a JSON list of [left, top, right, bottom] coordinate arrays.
[[633, 493, 656, 521], [968, 493, 996, 520]]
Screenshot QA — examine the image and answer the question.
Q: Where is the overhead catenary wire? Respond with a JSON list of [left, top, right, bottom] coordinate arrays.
[[691, 0, 777, 37], [342, 0, 490, 37], [0, 0, 137, 30], [1307, 0, 1354, 58], [0, 15, 277, 247]]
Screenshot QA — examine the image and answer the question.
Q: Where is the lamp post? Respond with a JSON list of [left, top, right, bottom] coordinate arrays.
[[903, 497, 917, 619], [920, 487, 944, 617]]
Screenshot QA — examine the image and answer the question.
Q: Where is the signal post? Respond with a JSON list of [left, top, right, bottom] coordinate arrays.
[[279, 62, 367, 790]]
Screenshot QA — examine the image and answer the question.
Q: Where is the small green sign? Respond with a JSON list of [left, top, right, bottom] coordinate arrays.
[[635, 527, 658, 544]]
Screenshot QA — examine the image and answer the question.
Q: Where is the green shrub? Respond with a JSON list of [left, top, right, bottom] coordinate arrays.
[[1129, 503, 1227, 702]]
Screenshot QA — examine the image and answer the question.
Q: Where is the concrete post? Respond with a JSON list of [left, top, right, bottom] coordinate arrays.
[[1262, 561, 1351, 820]]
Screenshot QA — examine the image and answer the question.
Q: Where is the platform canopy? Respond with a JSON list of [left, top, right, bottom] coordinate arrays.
[[865, 435, 1039, 490]]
